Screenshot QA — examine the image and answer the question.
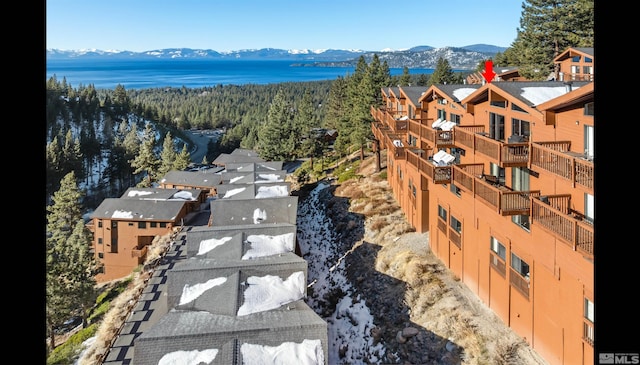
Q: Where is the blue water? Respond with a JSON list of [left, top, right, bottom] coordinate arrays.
[[46, 58, 435, 90]]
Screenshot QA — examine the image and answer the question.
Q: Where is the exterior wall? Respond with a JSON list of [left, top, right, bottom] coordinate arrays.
[[92, 208, 187, 282], [557, 52, 594, 82]]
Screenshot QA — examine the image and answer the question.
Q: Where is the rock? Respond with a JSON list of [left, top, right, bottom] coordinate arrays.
[[396, 330, 407, 344], [402, 327, 419, 338], [370, 326, 382, 342], [445, 340, 456, 352]]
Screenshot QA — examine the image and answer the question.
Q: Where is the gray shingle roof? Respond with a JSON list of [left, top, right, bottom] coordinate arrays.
[[90, 198, 187, 221], [134, 305, 328, 365], [209, 196, 299, 226], [159, 170, 223, 188]]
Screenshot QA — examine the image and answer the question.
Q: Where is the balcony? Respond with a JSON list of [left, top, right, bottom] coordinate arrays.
[[131, 245, 148, 258], [452, 165, 540, 216], [531, 195, 594, 259], [406, 149, 451, 184], [385, 133, 407, 160], [530, 142, 593, 192]]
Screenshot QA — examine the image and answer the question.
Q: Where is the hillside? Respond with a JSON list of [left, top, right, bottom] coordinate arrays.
[[294, 150, 550, 364]]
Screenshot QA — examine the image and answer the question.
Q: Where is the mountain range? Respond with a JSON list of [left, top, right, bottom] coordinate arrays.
[[46, 44, 508, 70]]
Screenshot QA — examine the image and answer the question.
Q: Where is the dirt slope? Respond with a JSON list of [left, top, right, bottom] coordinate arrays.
[[315, 152, 550, 364]]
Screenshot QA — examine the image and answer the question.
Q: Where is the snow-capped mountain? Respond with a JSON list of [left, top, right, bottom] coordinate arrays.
[[46, 44, 507, 69]]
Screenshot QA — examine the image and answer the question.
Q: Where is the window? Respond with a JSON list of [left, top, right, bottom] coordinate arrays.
[[98, 220, 102, 228], [128, 222, 134, 226], [438, 205, 447, 221], [160, 222, 167, 228], [584, 102, 594, 116], [112, 221, 118, 229], [511, 118, 530, 139], [511, 103, 528, 113], [138, 222, 146, 229], [437, 109, 446, 121], [512, 215, 530, 231], [490, 237, 506, 260], [584, 297, 595, 345], [98, 238, 103, 245], [150, 222, 158, 228], [408, 134, 417, 147], [584, 298, 594, 323], [450, 114, 461, 124], [490, 100, 507, 108], [489, 113, 505, 141], [490, 237, 507, 276], [98, 252, 104, 259], [584, 125, 594, 159], [450, 148, 464, 163], [450, 215, 462, 233], [511, 252, 530, 281], [490, 163, 505, 185], [409, 179, 416, 197], [450, 184, 461, 196], [111, 239, 118, 253], [571, 55, 581, 62], [585, 193, 594, 223]]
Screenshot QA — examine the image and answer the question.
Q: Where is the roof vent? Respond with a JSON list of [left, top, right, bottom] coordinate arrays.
[[564, 81, 573, 92]]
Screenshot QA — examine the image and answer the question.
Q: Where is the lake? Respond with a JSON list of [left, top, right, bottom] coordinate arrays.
[[45, 58, 435, 90]]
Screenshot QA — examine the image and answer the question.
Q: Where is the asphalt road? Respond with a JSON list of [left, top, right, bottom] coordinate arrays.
[[185, 129, 221, 164]]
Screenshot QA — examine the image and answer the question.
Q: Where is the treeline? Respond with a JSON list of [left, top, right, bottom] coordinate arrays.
[[45, 55, 444, 206]]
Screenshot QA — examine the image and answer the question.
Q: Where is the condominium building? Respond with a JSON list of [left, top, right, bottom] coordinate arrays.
[[370, 47, 594, 365]]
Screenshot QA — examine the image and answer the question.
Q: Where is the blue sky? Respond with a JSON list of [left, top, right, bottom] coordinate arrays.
[[46, 0, 523, 52]]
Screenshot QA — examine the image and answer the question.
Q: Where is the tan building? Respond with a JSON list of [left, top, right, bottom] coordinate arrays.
[[371, 46, 594, 365]]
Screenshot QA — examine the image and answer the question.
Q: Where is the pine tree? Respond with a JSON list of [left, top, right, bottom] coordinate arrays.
[[130, 123, 160, 187], [61, 220, 99, 329], [511, 0, 594, 80], [429, 57, 456, 85], [295, 91, 320, 167], [399, 66, 411, 86], [158, 131, 178, 178], [174, 144, 192, 171], [258, 89, 295, 161], [46, 171, 86, 348]]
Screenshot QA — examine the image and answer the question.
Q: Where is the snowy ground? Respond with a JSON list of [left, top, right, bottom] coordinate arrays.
[[296, 182, 391, 364]]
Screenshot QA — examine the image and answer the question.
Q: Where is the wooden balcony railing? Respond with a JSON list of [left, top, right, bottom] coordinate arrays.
[[406, 149, 451, 184], [453, 164, 484, 191], [583, 319, 595, 347], [385, 133, 407, 160], [531, 195, 594, 258], [453, 125, 485, 149], [471, 175, 540, 215], [131, 245, 148, 258], [561, 73, 594, 82], [509, 268, 530, 300], [530, 142, 593, 193]]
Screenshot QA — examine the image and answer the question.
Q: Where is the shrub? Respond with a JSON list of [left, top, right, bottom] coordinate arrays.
[[47, 324, 98, 365]]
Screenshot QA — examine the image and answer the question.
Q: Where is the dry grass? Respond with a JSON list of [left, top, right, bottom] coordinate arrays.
[[330, 154, 549, 365]]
